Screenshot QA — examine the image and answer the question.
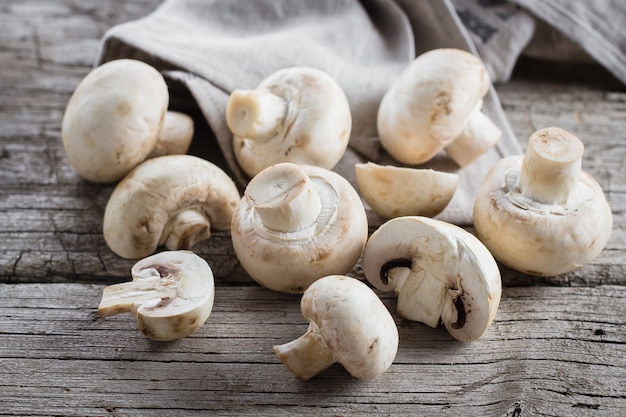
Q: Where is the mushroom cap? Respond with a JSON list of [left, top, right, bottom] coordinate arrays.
[[377, 48, 490, 165], [473, 155, 613, 276], [232, 67, 352, 177], [301, 275, 398, 380], [62, 59, 169, 183], [355, 162, 459, 219], [362, 216, 501, 342], [231, 164, 368, 293], [103, 154, 240, 259], [98, 250, 215, 341]]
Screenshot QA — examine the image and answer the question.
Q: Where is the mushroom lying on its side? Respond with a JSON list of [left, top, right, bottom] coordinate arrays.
[[98, 250, 215, 341], [473, 127, 613, 276], [227, 67, 351, 178], [103, 154, 240, 259], [273, 275, 398, 380], [62, 59, 194, 183], [362, 216, 501, 342], [377, 48, 501, 167], [231, 163, 368, 293], [355, 162, 459, 219]]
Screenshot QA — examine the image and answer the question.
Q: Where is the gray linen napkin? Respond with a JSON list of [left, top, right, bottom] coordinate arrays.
[[96, 0, 521, 226]]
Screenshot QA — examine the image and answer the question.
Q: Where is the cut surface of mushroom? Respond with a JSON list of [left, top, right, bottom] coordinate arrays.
[[362, 216, 501, 342], [473, 127, 613, 276], [231, 163, 368, 293], [62, 59, 194, 183], [273, 275, 398, 380], [98, 250, 215, 341], [103, 154, 240, 259], [355, 162, 459, 219], [227, 67, 351, 178], [377, 48, 501, 167]]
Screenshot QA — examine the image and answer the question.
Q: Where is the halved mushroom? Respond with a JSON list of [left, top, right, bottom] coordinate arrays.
[[231, 163, 368, 293], [473, 127, 613, 276], [98, 250, 215, 341], [103, 154, 240, 259], [361, 216, 501, 342], [355, 162, 459, 219], [273, 275, 398, 380], [227, 67, 351, 178], [62, 59, 194, 183], [377, 48, 501, 167]]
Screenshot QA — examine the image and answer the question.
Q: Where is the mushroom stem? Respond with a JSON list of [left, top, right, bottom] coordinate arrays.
[[245, 163, 322, 233], [148, 111, 195, 158], [160, 208, 212, 251], [394, 268, 448, 328], [517, 127, 584, 205], [98, 272, 164, 318], [445, 108, 502, 167], [226, 89, 287, 142], [273, 322, 336, 380]]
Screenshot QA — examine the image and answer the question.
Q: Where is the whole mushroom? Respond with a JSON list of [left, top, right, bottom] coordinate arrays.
[[273, 275, 399, 380], [473, 127, 613, 276], [231, 162, 368, 293], [103, 154, 240, 259], [98, 250, 215, 341], [377, 48, 502, 167], [62, 59, 194, 183], [362, 216, 501, 342], [226, 67, 352, 178]]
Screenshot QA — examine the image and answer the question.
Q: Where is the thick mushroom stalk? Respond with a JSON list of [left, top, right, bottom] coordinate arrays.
[[231, 163, 368, 293], [473, 127, 613, 276], [362, 216, 502, 342], [273, 275, 399, 380], [227, 67, 352, 178], [103, 154, 240, 259], [62, 59, 194, 183], [377, 48, 501, 167], [98, 250, 215, 341]]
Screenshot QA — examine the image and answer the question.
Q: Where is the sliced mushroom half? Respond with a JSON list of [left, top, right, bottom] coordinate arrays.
[[361, 216, 501, 342], [98, 250, 215, 341]]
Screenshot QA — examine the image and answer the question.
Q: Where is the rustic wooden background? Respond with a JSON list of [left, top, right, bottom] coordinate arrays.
[[1, 1, 624, 416]]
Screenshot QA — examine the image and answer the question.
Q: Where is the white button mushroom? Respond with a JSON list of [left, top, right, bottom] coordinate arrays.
[[62, 59, 194, 183], [273, 275, 398, 380], [361, 216, 502, 342], [377, 48, 502, 167], [226, 67, 352, 178], [231, 163, 368, 293], [355, 162, 459, 219], [473, 127, 613, 276], [98, 250, 215, 341], [103, 154, 240, 259]]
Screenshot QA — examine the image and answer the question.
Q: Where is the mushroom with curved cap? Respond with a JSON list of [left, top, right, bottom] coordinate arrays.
[[62, 59, 194, 183], [355, 162, 459, 219], [226, 67, 352, 178], [231, 162, 368, 293], [98, 250, 215, 341], [377, 48, 502, 167], [273, 275, 398, 380], [361, 216, 501, 342], [103, 154, 240, 259], [473, 127, 613, 276]]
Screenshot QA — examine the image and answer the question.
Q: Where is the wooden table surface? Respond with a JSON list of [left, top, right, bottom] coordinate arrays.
[[1, 1, 625, 416]]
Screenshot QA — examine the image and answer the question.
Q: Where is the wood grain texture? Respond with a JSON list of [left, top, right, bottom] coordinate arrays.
[[1, 1, 625, 416]]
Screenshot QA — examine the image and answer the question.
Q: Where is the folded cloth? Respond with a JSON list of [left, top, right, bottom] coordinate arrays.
[[96, 0, 521, 226]]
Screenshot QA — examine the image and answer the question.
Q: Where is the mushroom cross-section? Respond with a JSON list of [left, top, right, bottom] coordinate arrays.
[[62, 59, 194, 183], [103, 154, 240, 259], [227, 66, 352, 178], [377, 48, 502, 167], [362, 216, 502, 342], [231, 162, 368, 293], [98, 250, 215, 341], [273, 275, 398, 380], [473, 127, 613, 276]]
